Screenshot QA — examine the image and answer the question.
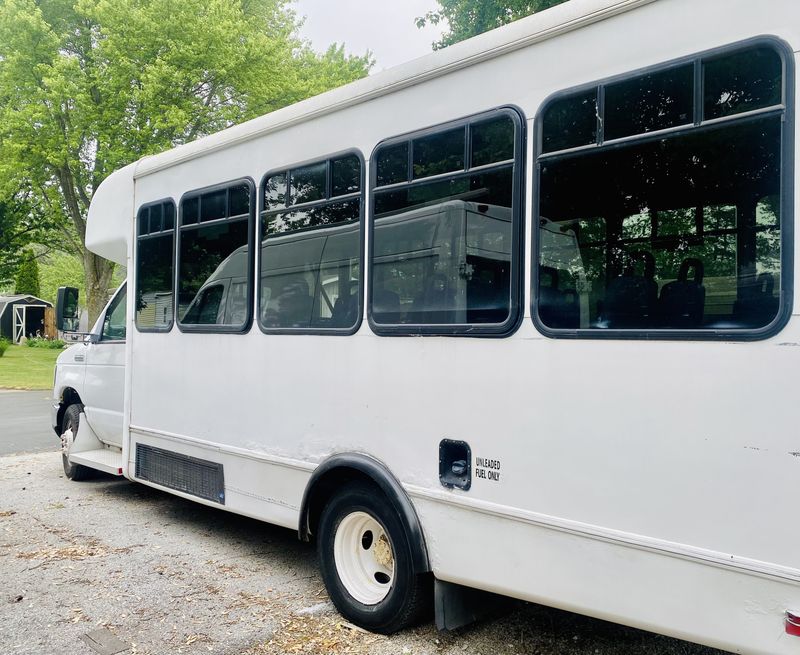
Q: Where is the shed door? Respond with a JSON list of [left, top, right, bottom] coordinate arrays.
[[12, 305, 23, 343]]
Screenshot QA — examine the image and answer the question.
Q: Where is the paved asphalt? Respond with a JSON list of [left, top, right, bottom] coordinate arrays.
[[0, 390, 58, 456]]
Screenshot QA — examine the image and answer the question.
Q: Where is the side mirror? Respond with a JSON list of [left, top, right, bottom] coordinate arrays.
[[56, 286, 80, 332]]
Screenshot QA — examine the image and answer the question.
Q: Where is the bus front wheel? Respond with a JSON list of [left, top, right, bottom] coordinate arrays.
[[61, 404, 92, 481], [317, 481, 431, 634]]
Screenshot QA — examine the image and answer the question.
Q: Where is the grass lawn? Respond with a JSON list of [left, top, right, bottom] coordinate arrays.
[[0, 345, 61, 390]]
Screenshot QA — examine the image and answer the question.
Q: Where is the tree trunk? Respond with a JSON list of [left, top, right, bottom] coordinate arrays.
[[84, 249, 116, 327]]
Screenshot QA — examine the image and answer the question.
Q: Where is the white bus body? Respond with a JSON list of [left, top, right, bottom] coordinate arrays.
[[52, 0, 800, 651]]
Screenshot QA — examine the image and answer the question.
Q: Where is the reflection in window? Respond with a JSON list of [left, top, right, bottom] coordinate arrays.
[[472, 116, 515, 167], [704, 47, 782, 120], [542, 89, 597, 153], [376, 142, 409, 186], [178, 183, 252, 328], [332, 155, 361, 196], [136, 201, 175, 330], [102, 285, 127, 341], [291, 162, 327, 205], [260, 154, 362, 331], [372, 112, 519, 329], [604, 65, 693, 140], [542, 44, 785, 155], [538, 118, 782, 331], [412, 128, 465, 179], [264, 173, 288, 211], [538, 43, 786, 335], [201, 190, 226, 222]]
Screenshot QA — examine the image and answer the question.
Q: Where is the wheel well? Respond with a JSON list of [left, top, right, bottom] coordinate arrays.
[[56, 388, 83, 432], [299, 454, 431, 574], [304, 467, 374, 541]]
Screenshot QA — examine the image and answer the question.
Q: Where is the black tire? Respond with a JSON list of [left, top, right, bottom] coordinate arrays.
[[317, 481, 432, 634], [61, 404, 92, 481]]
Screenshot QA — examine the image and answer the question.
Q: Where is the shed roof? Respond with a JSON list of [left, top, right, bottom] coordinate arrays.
[[0, 295, 53, 320]]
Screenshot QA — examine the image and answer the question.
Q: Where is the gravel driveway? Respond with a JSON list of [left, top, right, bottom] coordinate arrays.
[[0, 451, 728, 655]]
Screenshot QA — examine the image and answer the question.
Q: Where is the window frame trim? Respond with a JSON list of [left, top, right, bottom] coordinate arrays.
[[367, 105, 526, 338], [531, 35, 795, 342], [134, 198, 177, 334], [257, 148, 366, 336], [175, 177, 256, 335]]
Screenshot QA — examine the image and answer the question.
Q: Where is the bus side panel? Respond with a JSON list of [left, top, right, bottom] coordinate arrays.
[[130, 429, 311, 531], [413, 495, 799, 655]]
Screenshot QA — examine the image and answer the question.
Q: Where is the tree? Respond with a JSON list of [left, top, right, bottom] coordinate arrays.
[[0, 192, 63, 287], [0, 0, 372, 323], [38, 250, 86, 305], [14, 249, 40, 297], [417, 0, 568, 49]]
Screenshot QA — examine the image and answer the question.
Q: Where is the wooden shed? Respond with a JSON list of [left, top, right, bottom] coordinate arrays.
[[0, 295, 54, 343]]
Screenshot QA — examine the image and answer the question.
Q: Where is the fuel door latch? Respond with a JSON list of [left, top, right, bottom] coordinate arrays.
[[439, 439, 471, 491]]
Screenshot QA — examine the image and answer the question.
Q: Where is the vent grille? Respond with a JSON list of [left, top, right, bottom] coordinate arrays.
[[135, 444, 225, 504]]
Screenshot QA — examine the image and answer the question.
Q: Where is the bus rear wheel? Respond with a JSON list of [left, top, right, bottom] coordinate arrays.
[[317, 481, 431, 634]]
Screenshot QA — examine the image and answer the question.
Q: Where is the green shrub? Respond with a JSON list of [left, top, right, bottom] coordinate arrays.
[[25, 336, 65, 349], [0, 339, 9, 357]]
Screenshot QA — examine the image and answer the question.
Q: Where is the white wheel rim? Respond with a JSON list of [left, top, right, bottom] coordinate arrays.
[[333, 511, 395, 605], [61, 427, 74, 455]]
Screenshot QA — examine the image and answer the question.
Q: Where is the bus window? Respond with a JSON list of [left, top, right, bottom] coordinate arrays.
[[135, 200, 175, 331], [178, 181, 253, 331], [370, 109, 522, 334], [259, 153, 362, 333], [537, 43, 786, 336]]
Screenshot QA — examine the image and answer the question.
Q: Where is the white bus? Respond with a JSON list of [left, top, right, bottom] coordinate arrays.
[[52, 0, 800, 651]]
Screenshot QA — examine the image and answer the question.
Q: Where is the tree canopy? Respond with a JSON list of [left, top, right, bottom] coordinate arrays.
[[417, 0, 568, 49], [0, 0, 372, 322]]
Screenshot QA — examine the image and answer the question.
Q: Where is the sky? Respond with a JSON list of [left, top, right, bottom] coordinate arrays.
[[293, 0, 448, 72]]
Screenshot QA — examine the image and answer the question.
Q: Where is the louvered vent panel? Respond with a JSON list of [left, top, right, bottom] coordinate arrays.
[[135, 444, 225, 504]]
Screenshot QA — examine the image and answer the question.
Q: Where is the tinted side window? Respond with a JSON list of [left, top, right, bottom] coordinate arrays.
[[604, 64, 694, 140], [371, 111, 521, 332], [536, 43, 787, 337], [260, 154, 362, 332], [704, 47, 783, 120], [102, 285, 127, 341], [542, 90, 597, 153], [136, 200, 175, 331], [178, 182, 253, 330]]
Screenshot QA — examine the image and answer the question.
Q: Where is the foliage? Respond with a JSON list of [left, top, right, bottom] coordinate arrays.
[[38, 251, 85, 306], [0, 344, 62, 389], [14, 249, 40, 297], [416, 0, 568, 49], [0, 194, 63, 287], [0, 338, 8, 357], [25, 336, 65, 349], [0, 0, 372, 324]]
